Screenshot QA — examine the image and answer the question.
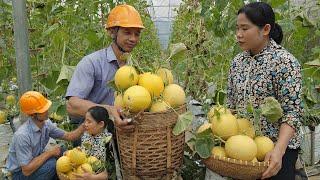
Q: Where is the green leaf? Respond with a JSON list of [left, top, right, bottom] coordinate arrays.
[[40, 70, 60, 90], [260, 97, 283, 123], [194, 137, 215, 158], [169, 43, 187, 59], [56, 104, 66, 116], [172, 111, 193, 136], [56, 65, 76, 83]]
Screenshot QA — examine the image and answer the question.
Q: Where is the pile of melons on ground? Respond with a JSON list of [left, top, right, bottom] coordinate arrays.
[[56, 147, 102, 179], [197, 106, 274, 162], [113, 66, 186, 113]]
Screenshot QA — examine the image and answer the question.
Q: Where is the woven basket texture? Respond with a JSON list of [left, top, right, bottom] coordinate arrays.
[[116, 105, 186, 180], [203, 155, 268, 180]]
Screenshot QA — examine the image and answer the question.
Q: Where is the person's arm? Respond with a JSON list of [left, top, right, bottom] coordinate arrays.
[[62, 123, 86, 141], [262, 124, 295, 179], [262, 54, 303, 179], [73, 170, 108, 180], [21, 146, 60, 176], [92, 171, 108, 180], [67, 96, 134, 132]]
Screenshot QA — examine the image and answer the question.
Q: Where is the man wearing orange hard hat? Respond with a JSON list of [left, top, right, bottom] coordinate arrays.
[[6, 91, 85, 180], [65, 4, 144, 145]]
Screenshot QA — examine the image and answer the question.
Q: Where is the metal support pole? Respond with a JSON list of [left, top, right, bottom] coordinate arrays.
[[12, 0, 32, 123]]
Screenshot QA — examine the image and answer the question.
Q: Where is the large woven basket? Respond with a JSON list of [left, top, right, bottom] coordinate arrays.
[[203, 155, 268, 180], [116, 105, 186, 180]]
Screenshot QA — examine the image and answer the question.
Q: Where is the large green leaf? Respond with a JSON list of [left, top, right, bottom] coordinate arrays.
[[168, 43, 187, 59], [172, 111, 193, 136], [56, 65, 75, 83], [194, 136, 215, 159]]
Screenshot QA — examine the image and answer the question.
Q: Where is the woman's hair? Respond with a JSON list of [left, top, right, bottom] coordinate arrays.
[[87, 106, 109, 128], [238, 2, 283, 44]]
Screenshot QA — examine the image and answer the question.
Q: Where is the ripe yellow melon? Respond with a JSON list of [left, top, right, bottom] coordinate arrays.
[[149, 100, 169, 112], [254, 136, 274, 161], [197, 122, 212, 134], [138, 73, 164, 97], [0, 110, 7, 124], [211, 113, 238, 140], [114, 93, 125, 109], [225, 135, 257, 161], [69, 148, 87, 165], [6, 95, 16, 106], [64, 150, 71, 157], [114, 65, 139, 90], [207, 106, 231, 122], [87, 156, 99, 165], [211, 146, 227, 157], [56, 156, 72, 173], [162, 84, 185, 108], [237, 118, 255, 138], [123, 85, 151, 112], [156, 68, 174, 85], [76, 163, 93, 174]]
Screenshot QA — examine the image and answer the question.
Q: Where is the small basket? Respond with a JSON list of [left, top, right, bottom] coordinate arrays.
[[203, 155, 268, 180], [116, 105, 186, 180], [57, 172, 69, 180]]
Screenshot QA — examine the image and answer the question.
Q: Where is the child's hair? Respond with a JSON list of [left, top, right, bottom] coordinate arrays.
[[87, 106, 109, 128], [238, 2, 283, 44]]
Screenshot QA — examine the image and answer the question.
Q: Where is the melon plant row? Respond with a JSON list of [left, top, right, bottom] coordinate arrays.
[[113, 65, 186, 113], [197, 106, 274, 162]]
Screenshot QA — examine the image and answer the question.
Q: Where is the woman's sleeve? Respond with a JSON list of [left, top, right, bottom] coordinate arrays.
[[274, 53, 303, 131]]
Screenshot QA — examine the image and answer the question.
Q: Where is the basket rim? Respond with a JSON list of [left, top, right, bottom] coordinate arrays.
[[203, 155, 269, 167], [130, 104, 186, 116]]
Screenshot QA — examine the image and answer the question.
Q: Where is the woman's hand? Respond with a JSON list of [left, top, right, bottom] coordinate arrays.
[[261, 146, 284, 179]]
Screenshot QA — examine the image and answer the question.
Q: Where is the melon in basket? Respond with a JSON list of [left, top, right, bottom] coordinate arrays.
[[56, 156, 72, 173], [69, 148, 87, 165], [76, 163, 93, 174], [114, 93, 125, 109], [162, 84, 186, 108], [225, 135, 257, 161], [254, 136, 274, 161], [211, 146, 227, 158], [156, 68, 174, 85], [211, 113, 239, 140], [149, 100, 169, 112], [237, 118, 255, 138], [207, 105, 231, 122], [114, 65, 139, 90], [138, 73, 164, 97], [123, 85, 151, 112]]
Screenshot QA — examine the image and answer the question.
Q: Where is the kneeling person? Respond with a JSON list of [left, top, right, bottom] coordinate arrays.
[[6, 91, 85, 180]]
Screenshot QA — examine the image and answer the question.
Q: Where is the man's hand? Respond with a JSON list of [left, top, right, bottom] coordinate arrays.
[[261, 146, 283, 179], [104, 105, 135, 133], [48, 145, 61, 157]]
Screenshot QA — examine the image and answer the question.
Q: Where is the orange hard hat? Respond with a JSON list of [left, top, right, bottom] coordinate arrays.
[[19, 91, 52, 115], [106, 4, 145, 29]]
